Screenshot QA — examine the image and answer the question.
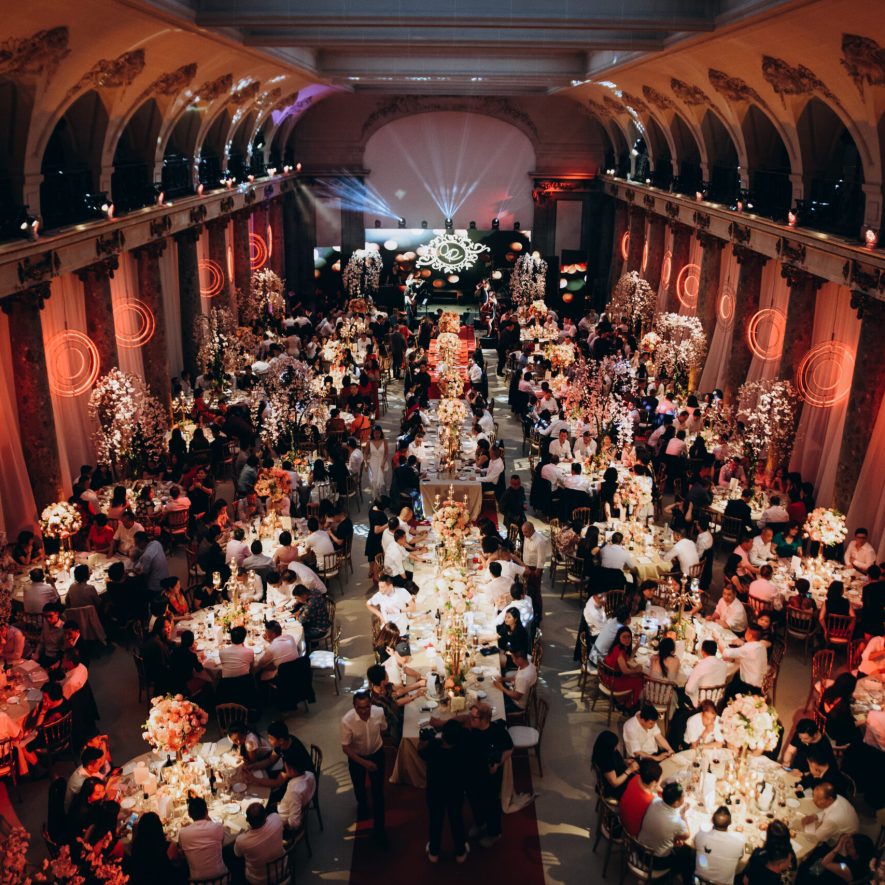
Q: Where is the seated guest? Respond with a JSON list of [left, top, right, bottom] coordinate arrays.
[[694, 806, 746, 885], [58, 647, 89, 700], [819, 580, 852, 627], [741, 841, 795, 885], [276, 755, 316, 835], [708, 585, 748, 634], [800, 782, 859, 853], [619, 758, 662, 837], [637, 780, 694, 883], [178, 796, 226, 881], [366, 576, 415, 634], [24, 568, 59, 613], [0, 621, 25, 664], [225, 527, 250, 567], [113, 511, 144, 558], [860, 564, 883, 638], [782, 718, 835, 774], [67, 565, 101, 609], [721, 623, 769, 698], [591, 730, 638, 801], [242, 539, 273, 573], [86, 513, 115, 554], [773, 523, 803, 558], [819, 673, 862, 749], [291, 584, 332, 641], [662, 526, 699, 575], [234, 803, 284, 885], [602, 626, 645, 707], [493, 647, 537, 714], [65, 745, 106, 810], [299, 517, 335, 565], [684, 701, 724, 748], [169, 630, 210, 698], [796, 834, 876, 885], [798, 744, 851, 797], [254, 620, 300, 683], [125, 812, 182, 885], [37, 603, 66, 665], [684, 640, 729, 707], [623, 704, 675, 761], [140, 617, 173, 694], [749, 564, 785, 612], [843, 527, 876, 575]]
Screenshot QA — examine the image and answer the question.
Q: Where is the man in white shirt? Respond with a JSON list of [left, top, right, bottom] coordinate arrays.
[[684, 640, 729, 706], [382, 530, 413, 584], [219, 625, 254, 677], [684, 701, 725, 747], [494, 582, 534, 630], [481, 453, 505, 491], [748, 564, 785, 611], [600, 533, 636, 572], [637, 781, 694, 882], [694, 516, 714, 561], [538, 412, 569, 438], [346, 439, 365, 478], [843, 527, 877, 574], [60, 649, 88, 700], [23, 569, 59, 613], [300, 518, 335, 562], [663, 432, 687, 459], [721, 624, 768, 694], [540, 456, 562, 490], [694, 806, 746, 885], [179, 796, 226, 880], [801, 782, 859, 845], [225, 528, 250, 567], [341, 692, 388, 840], [749, 528, 777, 568], [494, 647, 537, 713], [468, 358, 483, 386], [64, 745, 105, 810], [234, 804, 284, 883], [758, 495, 790, 528], [623, 705, 674, 760], [284, 561, 326, 595], [663, 528, 700, 575], [573, 430, 597, 461], [276, 758, 316, 833], [112, 511, 145, 558], [583, 592, 608, 637], [366, 576, 414, 634], [709, 585, 748, 634], [520, 522, 550, 570], [255, 620, 300, 682], [477, 409, 495, 434], [548, 429, 572, 460], [484, 561, 516, 608], [162, 485, 191, 514], [561, 463, 591, 491]]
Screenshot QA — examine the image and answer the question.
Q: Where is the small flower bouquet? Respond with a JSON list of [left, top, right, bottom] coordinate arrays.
[[545, 341, 576, 371], [438, 311, 460, 334], [254, 466, 292, 501], [142, 694, 208, 756], [803, 508, 847, 547], [720, 694, 780, 752], [40, 501, 83, 539]]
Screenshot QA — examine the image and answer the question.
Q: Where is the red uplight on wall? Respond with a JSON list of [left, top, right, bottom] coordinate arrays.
[[267, 224, 273, 258], [198, 259, 225, 297], [620, 230, 630, 261], [660, 249, 673, 289], [796, 341, 855, 408], [641, 241, 649, 274], [250, 232, 269, 270], [747, 308, 786, 361], [227, 245, 235, 282], [113, 299, 156, 348], [717, 283, 735, 328], [46, 330, 100, 397], [675, 262, 700, 310]]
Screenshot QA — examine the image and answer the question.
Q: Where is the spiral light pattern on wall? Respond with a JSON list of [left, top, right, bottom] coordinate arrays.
[[113, 299, 156, 348], [796, 341, 854, 408], [46, 330, 100, 397]]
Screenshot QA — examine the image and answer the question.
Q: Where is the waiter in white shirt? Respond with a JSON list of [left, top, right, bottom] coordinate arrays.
[[341, 691, 388, 840]]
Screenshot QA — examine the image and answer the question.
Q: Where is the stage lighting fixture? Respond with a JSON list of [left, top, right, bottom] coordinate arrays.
[[151, 183, 166, 205], [469, 220, 476, 230], [513, 221, 521, 231], [492, 218, 499, 229], [84, 193, 114, 219], [19, 212, 40, 240], [398, 217, 406, 228], [421, 220, 428, 229], [374, 219, 382, 228], [267, 167, 277, 177], [295, 162, 302, 172], [445, 218, 453, 231]]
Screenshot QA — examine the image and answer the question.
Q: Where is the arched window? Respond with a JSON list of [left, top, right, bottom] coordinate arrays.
[[701, 111, 739, 205], [112, 99, 162, 212], [741, 105, 791, 221], [670, 114, 702, 196], [163, 109, 201, 197]]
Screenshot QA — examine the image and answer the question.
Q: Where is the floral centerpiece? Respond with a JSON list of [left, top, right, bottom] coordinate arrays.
[[720, 694, 780, 752], [431, 486, 471, 565], [40, 501, 83, 539], [438, 365, 465, 398], [321, 339, 347, 365], [545, 341, 576, 371], [89, 369, 168, 476], [250, 356, 316, 450], [194, 306, 243, 384], [510, 253, 547, 308], [218, 600, 250, 628], [142, 694, 208, 757], [610, 271, 655, 334], [435, 332, 461, 367], [438, 311, 460, 334], [254, 466, 292, 501], [803, 508, 847, 547], [241, 268, 286, 330], [619, 473, 652, 520], [438, 398, 469, 465], [652, 313, 707, 392], [342, 248, 382, 296], [346, 296, 371, 314], [640, 330, 661, 354], [735, 379, 800, 483]]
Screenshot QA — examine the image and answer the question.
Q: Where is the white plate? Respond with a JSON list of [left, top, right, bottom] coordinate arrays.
[[232, 783, 247, 793], [224, 802, 241, 814], [419, 698, 438, 710], [476, 691, 487, 699], [786, 798, 800, 808], [418, 718, 430, 728], [6, 696, 19, 705], [120, 796, 137, 810]]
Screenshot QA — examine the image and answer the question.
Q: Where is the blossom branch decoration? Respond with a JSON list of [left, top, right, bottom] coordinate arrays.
[[610, 271, 655, 333]]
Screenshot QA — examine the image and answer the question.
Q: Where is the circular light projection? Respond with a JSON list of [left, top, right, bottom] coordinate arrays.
[[249, 232, 269, 270], [717, 283, 736, 328], [641, 240, 649, 274], [266, 224, 273, 258], [113, 299, 156, 348], [505, 252, 516, 262], [620, 230, 630, 261], [447, 274, 460, 284], [383, 239, 398, 251], [796, 341, 855, 408], [747, 308, 786, 361], [491, 270, 503, 280], [46, 330, 100, 397], [559, 277, 568, 289], [510, 242, 524, 252], [198, 259, 224, 297], [660, 249, 673, 289], [676, 262, 700, 310], [227, 245, 235, 282], [432, 279, 444, 288]]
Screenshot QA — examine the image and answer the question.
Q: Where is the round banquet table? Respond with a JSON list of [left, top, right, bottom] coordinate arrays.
[[11, 552, 126, 605], [118, 738, 271, 842], [0, 659, 48, 728], [659, 748, 819, 867]]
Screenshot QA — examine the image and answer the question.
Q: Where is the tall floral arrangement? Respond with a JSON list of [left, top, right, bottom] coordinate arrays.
[[438, 311, 460, 334], [564, 357, 636, 444], [89, 369, 168, 475], [342, 248, 383, 296], [241, 268, 286, 330], [438, 398, 469, 463], [545, 341, 576, 371], [431, 486, 471, 565], [510, 253, 547, 307], [652, 312, 707, 391], [720, 694, 780, 752], [194, 306, 252, 383], [735, 379, 799, 482], [610, 271, 655, 333], [254, 466, 292, 502], [435, 332, 461, 368], [252, 356, 316, 449], [438, 365, 465, 398], [142, 694, 208, 755], [40, 502, 83, 539], [803, 508, 847, 547]]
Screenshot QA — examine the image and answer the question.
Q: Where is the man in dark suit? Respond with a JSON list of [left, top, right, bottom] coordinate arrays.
[[723, 488, 755, 535], [394, 455, 422, 516]]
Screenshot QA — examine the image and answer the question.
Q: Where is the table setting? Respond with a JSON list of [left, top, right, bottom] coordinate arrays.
[[851, 675, 884, 726], [11, 551, 125, 604], [0, 659, 48, 728]]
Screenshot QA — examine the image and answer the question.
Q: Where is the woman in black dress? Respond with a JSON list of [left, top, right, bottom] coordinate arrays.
[[365, 496, 390, 560], [591, 730, 637, 800]]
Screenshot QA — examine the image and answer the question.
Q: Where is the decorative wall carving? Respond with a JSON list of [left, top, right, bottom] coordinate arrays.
[[229, 81, 261, 105], [1, 282, 52, 313], [843, 259, 880, 292], [761, 56, 843, 110], [840, 34, 885, 97], [728, 221, 752, 244], [254, 87, 282, 108], [780, 264, 822, 290], [220, 196, 235, 213], [664, 201, 680, 220], [360, 95, 540, 140], [670, 78, 712, 107], [0, 26, 69, 79], [625, 188, 635, 202], [77, 255, 119, 281], [193, 73, 233, 102], [692, 210, 711, 230], [149, 214, 172, 238], [776, 237, 807, 266], [587, 97, 612, 119], [642, 85, 675, 110], [189, 205, 208, 226], [244, 189, 257, 206], [620, 91, 648, 113], [602, 95, 627, 115], [17, 250, 60, 286], [95, 229, 125, 257], [136, 63, 198, 104], [643, 194, 656, 209], [263, 185, 275, 199], [709, 69, 771, 112], [64, 50, 146, 102]]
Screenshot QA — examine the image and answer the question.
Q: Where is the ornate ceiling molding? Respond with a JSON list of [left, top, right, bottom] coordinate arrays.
[[0, 26, 69, 80], [761, 56, 844, 111], [17, 250, 60, 286], [230, 81, 261, 105], [670, 78, 712, 107], [602, 95, 626, 115], [840, 33, 885, 98], [136, 63, 198, 105], [63, 50, 146, 103], [586, 97, 612, 119], [776, 237, 807, 266], [620, 90, 648, 113], [708, 69, 771, 113], [642, 85, 675, 111], [193, 73, 233, 102]]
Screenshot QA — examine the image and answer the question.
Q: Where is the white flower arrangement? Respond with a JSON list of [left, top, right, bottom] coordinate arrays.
[[736, 379, 799, 480], [438, 365, 465, 399], [653, 312, 707, 387], [40, 502, 83, 539], [435, 332, 461, 368], [88, 369, 168, 473], [510, 253, 547, 306], [342, 248, 382, 296], [142, 694, 208, 755], [720, 694, 780, 752], [545, 341, 576, 371], [250, 356, 316, 448], [619, 473, 652, 516], [242, 269, 286, 329], [803, 508, 847, 546], [610, 271, 655, 331], [194, 306, 255, 382], [321, 339, 347, 365], [438, 312, 460, 334], [431, 487, 472, 564], [640, 331, 661, 353]]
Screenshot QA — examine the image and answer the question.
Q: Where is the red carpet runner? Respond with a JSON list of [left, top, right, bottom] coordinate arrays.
[[348, 757, 544, 884]]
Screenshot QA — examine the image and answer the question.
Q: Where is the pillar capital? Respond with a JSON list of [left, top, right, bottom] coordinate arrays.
[[75, 255, 119, 283], [733, 244, 768, 267], [133, 239, 167, 261], [0, 281, 52, 314], [780, 263, 824, 291], [696, 231, 726, 252]]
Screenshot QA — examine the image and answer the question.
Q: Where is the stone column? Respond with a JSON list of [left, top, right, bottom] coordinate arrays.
[[666, 222, 693, 313], [723, 245, 769, 401], [268, 198, 286, 281], [207, 217, 235, 314], [282, 190, 300, 301], [77, 257, 120, 372], [530, 191, 556, 260], [175, 227, 202, 376], [625, 206, 646, 273], [777, 266, 823, 384], [835, 297, 885, 511], [3, 284, 63, 508], [340, 204, 366, 270], [644, 214, 667, 292], [291, 182, 317, 302], [607, 200, 629, 294], [132, 241, 172, 415], [231, 209, 252, 318], [695, 232, 726, 340]]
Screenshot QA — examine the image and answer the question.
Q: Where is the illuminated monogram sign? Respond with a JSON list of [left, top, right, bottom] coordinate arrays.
[[416, 231, 489, 273]]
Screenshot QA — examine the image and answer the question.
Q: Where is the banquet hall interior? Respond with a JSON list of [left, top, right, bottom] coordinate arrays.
[[1, 1, 885, 884]]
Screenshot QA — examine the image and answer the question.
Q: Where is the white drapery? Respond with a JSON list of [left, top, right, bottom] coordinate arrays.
[[655, 225, 673, 313], [788, 283, 860, 506], [846, 389, 885, 557], [109, 251, 145, 380], [0, 313, 39, 535], [744, 260, 790, 384], [43, 274, 97, 497], [158, 239, 184, 377], [676, 235, 703, 317], [197, 230, 214, 315], [697, 243, 738, 394]]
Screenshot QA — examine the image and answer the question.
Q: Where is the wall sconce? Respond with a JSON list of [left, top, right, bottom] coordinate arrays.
[[787, 210, 798, 228]]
